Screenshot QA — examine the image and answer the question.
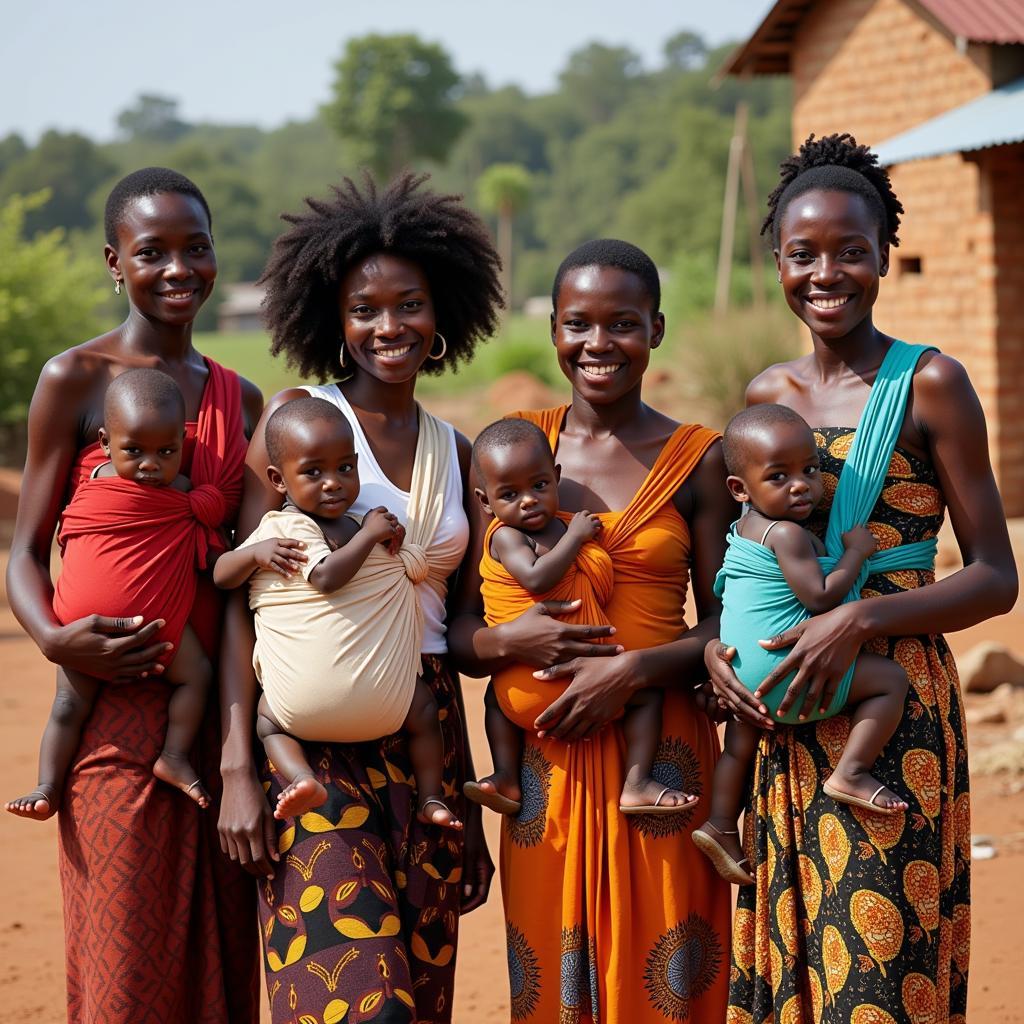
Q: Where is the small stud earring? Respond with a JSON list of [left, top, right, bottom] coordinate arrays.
[[114, 280, 122, 295], [429, 332, 448, 361], [776, 272, 782, 283]]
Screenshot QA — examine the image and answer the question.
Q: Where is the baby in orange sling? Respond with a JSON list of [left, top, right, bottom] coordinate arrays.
[[464, 418, 694, 816]]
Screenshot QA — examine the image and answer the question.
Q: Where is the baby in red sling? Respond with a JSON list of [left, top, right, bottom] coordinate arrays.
[[7, 368, 264, 818]]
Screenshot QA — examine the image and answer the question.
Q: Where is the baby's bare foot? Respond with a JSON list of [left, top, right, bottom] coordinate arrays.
[[464, 771, 522, 815], [418, 796, 463, 831], [824, 768, 909, 814], [619, 775, 698, 814], [274, 775, 328, 820], [153, 753, 210, 809], [5, 785, 58, 821]]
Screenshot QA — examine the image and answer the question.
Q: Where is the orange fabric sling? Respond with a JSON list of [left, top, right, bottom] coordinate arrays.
[[496, 406, 731, 1024]]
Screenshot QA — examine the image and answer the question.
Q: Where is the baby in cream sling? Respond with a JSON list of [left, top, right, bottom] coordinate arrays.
[[214, 396, 461, 828]]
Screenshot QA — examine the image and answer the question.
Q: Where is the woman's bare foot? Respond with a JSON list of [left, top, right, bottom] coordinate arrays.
[[464, 770, 522, 815], [153, 752, 210, 809], [418, 796, 463, 830], [692, 817, 755, 885], [274, 774, 328, 820], [6, 784, 59, 821], [824, 768, 909, 814], [619, 775, 698, 815]]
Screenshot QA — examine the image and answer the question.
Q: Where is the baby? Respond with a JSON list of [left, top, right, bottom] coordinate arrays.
[[213, 397, 461, 829], [464, 418, 693, 817], [7, 369, 220, 820], [692, 404, 909, 885]]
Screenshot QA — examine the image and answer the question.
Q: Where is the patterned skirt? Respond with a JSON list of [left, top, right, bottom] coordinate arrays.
[[257, 655, 466, 1024], [727, 630, 971, 1023]]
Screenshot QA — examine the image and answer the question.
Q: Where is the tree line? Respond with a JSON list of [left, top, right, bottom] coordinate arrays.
[[0, 30, 791, 432]]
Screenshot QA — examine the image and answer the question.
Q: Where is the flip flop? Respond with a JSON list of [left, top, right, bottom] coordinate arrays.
[[620, 786, 699, 816], [419, 797, 460, 824], [823, 781, 903, 814], [463, 780, 522, 816], [691, 822, 755, 885]]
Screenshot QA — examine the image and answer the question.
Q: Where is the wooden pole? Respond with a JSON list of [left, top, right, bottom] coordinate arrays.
[[740, 128, 766, 311], [715, 101, 748, 316]]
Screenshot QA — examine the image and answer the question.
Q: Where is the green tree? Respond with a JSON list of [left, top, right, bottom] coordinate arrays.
[[558, 43, 643, 124], [0, 133, 27, 177], [0, 131, 114, 234], [663, 31, 708, 70], [116, 94, 191, 142], [0, 192, 105, 427], [478, 163, 532, 307], [322, 34, 466, 179]]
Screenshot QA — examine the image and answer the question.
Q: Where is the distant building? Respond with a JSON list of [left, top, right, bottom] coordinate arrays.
[[724, 0, 1024, 513], [217, 282, 265, 333]]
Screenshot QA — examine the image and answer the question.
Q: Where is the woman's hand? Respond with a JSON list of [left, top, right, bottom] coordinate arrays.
[[754, 603, 866, 720], [47, 614, 170, 681], [218, 767, 279, 878], [704, 638, 775, 729], [459, 804, 494, 913], [532, 650, 638, 741], [498, 600, 622, 669]]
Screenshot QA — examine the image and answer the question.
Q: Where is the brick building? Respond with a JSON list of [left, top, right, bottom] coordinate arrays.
[[724, 0, 1024, 513]]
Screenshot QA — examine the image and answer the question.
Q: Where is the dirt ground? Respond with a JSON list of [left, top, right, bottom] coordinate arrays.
[[1, 524, 1023, 1023]]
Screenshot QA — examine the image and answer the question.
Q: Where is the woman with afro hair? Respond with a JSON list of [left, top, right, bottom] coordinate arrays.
[[217, 172, 503, 1023], [707, 133, 1017, 1021]]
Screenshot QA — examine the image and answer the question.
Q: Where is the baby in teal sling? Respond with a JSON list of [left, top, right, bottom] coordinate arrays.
[[693, 342, 937, 884]]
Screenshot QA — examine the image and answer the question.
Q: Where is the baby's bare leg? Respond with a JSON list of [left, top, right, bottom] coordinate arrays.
[[620, 688, 697, 812], [257, 695, 327, 820], [405, 676, 461, 830], [6, 668, 99, 821], [692, 719, 758, 884], [464, 681, 523, 814], [153, 623, 211, 808], [824, 653, 910, 814]]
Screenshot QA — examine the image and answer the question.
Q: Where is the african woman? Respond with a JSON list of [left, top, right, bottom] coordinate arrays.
[[5, 168, 264, 1022], [218, 174, 504, 1022], [451, 239, 734, 1023], [709, 134, 1018, 1023]]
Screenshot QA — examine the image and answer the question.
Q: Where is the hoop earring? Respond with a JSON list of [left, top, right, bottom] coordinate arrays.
[[114, 280, 122, 295], [429, 332, 448, 361], [339, 341, 348, 368]]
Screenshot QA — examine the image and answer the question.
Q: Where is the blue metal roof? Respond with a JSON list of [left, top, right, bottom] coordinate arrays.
[[874, 77, 1024, 166]]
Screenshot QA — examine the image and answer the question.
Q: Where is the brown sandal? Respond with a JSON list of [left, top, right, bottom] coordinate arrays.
[[692, 821, 755, 885]]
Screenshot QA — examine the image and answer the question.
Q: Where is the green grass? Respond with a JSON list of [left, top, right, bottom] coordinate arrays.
[[194, 314, 560, 401]]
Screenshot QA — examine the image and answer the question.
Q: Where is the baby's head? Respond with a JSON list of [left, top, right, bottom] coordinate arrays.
[[264, 397, 359, 519], [99, 368, 186, 486], [722, 404, 823, 522], [473, 418, 559, 533]]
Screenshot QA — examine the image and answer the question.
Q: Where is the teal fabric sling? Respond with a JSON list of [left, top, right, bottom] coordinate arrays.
[[714, 341, 938, 723]]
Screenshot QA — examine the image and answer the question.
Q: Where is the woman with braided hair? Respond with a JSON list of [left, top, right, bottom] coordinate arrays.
[[706, 133, 1017, 1021], [218, 172, 503, 1022]]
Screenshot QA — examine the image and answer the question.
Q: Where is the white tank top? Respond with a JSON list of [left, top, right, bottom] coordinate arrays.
[[301, 383, 469, 653]]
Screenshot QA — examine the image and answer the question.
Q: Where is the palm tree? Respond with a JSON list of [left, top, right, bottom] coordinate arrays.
[[478, 163, 532, 311]]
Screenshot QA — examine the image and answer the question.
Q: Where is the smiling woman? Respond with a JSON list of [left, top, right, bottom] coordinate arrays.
[[4, 166, 264, 1023], [219, 172, 504, 1024]]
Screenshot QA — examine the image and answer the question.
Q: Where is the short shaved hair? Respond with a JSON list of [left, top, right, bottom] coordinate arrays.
[[472, 418, 553, 480], [722, 403, 814, 476], [104, 368, 185, 427], [264, 396, 353, 467]]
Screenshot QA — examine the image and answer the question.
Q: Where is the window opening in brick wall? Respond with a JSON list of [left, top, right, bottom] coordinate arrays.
[[899, 256, 923, 275]]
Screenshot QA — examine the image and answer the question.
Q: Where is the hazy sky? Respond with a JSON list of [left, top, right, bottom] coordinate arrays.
[[2, 1, 773, 142]]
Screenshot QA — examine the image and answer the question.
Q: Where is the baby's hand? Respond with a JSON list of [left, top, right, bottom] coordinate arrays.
[[567, 510, 602, 542], [386, 522, 406, 556], [253, 538, 307, 577], [841, 525, 877, 557], [361, 506, 401, 545]]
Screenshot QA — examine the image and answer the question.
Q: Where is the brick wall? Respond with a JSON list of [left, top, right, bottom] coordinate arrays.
[[780, 0, 1023, 512]]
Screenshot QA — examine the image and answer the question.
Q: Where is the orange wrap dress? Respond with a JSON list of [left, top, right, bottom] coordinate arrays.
[[497, 407, 731, 1024]]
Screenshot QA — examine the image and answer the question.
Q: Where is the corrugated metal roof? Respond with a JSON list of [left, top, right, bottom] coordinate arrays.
[[720, 0, 1024, 78], [874, 76, 1024, 165], [917, 0, 1024, 44]]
